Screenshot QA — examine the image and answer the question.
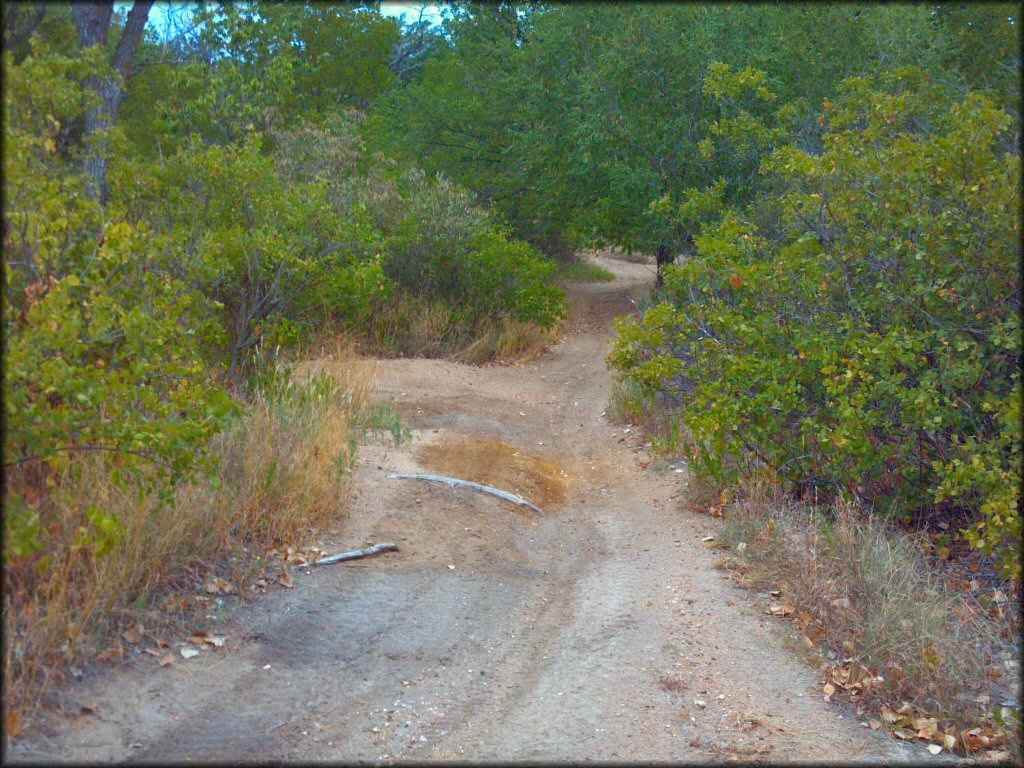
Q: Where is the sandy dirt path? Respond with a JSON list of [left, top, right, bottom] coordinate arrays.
[[7, 256, 921, 764]]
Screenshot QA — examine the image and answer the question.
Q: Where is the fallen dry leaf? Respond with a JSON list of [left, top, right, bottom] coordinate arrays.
[[157, 652, 175, 667], [5, 710, 22, 738], [927, 744, 942, 755], [279, 569, 294, 589], [122, 625, 144, 644], [96, 644, 123, 663], [204, 576, 235, 595], [143, 648, 162, 657], [180, 647, 200, 659], [186, 631, 225, 647]]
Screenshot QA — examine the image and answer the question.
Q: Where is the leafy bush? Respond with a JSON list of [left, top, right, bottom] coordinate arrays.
[[610, 70, 1022, 576], [373, 168, 563, 324], [3, 50, 235, 508], [115, 134, 389, 375]]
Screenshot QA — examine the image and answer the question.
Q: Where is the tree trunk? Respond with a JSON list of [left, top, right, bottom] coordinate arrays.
[[655, 243, 672, 287], [72, 1, 153, 204], [4, 5, 48, 62]]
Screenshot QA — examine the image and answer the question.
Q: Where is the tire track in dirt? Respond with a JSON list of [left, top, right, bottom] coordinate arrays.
[[6, 255, 920, 764]]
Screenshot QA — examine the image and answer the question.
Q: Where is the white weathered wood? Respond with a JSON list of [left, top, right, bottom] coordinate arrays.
[[386, 472, 543, 515], [298, 542, 399, 568]]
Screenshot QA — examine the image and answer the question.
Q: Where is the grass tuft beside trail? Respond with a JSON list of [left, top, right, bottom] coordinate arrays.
[[2, 348, 371, 733]]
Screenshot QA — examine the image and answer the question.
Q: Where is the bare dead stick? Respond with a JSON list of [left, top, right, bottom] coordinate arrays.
[[298, 542, 399, 568], [385, 472, 543, 515]]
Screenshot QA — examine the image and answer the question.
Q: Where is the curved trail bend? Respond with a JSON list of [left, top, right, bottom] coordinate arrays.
[[11, 256, 914, 763]]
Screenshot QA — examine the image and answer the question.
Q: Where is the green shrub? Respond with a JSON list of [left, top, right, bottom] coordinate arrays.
[[610, 70, 1022, 577], [375, 168, 563, 325], [3, 50, 235, 508], [115, 135, 390, 375]]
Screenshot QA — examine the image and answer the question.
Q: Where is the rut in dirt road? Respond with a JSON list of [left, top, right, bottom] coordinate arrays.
[[7, 256, 917, 764]]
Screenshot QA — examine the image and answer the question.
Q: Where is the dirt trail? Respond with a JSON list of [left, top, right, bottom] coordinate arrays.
[[7, 256, 920, 763]]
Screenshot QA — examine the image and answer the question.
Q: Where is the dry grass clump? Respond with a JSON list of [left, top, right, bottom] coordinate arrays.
[[714, 486, 1020, 752], [607, 378, 686, 458], [357, 293, 559, 364], [2, 353, 370, 732], [455, 319, 560, 365]]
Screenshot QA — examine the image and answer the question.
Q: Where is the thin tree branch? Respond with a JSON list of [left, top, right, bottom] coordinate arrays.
[[113, 0, 154, 79], [5, 445, 170, 469]]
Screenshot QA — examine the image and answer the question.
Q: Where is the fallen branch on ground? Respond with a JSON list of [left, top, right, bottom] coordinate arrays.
[[298, 542, 399, 568], [386, 472, 544, 515]]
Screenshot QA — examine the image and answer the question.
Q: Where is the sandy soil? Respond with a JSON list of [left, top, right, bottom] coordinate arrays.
[[6, 256, 927, 764]]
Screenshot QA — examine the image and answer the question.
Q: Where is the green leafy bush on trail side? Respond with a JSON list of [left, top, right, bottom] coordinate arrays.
[[609, 71, 1022, 578], [3, 51, 236, 518], [351, 166, 565, 331], [116, 133, 394, 376]]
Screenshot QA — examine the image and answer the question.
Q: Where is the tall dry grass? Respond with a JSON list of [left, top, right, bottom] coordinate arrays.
[[607, 378, 686, 458], [354, 293, 560, 363], [713, 485, 1020, 751], [455, 319, 560, 364], [2, 350, 370, 733]]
